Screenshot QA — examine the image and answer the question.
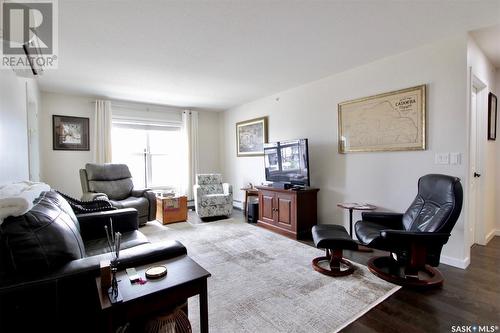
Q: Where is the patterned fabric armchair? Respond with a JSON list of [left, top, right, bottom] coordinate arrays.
[[194, 174, 233, 218]]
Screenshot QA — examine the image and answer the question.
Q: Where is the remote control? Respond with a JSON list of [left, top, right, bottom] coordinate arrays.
[[126, 268, 140, 283]]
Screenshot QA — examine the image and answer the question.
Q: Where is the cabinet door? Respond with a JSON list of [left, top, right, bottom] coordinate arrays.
[[259, 191, 276, 224], [276, 192, 295, 230]]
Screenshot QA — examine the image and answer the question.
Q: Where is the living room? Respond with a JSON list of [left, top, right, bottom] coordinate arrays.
[[1, 1, 499, 333]]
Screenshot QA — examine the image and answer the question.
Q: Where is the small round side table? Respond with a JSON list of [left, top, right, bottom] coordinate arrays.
[[337, 203, 377, 252]]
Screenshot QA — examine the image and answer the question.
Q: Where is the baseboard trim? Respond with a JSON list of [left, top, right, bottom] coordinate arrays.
[[485, 229, 500, 244], [233, 200, 244, 210], [440, 255, 470, 269]]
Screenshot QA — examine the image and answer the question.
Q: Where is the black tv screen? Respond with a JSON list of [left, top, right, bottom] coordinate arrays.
[[264, 139, 310, 186]]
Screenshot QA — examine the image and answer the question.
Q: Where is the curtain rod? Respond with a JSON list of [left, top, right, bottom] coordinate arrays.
[[89, 100, 189, 111]]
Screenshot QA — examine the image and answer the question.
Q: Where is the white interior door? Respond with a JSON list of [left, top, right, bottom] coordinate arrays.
[[469, 87, 481, 246], [26, 84, 40, 182]]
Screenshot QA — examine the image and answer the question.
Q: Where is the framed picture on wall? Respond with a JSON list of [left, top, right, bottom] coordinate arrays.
[[338, 84, 426, 153], [488, 92, 497, 141], [236, 116, 268, 156], [53, 115, 90, 150]]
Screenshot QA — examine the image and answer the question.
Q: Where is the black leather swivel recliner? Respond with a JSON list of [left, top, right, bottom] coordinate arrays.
[[355, 174, 463, 288]]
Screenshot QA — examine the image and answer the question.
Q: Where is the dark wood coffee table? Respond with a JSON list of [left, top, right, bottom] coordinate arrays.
[[95, 255, 211, 333]]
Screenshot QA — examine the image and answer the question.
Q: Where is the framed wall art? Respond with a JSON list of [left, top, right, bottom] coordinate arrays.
[[488, 92, 497, 141], [338, 84, 426, 153], [53, 115, 90, 151], [236, 116, 268, 156]]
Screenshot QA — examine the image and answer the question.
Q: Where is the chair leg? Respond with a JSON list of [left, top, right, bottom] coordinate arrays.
[[312, 248, 355, 277], [367, 256, 444, 289], [329, 249, 342, 272]]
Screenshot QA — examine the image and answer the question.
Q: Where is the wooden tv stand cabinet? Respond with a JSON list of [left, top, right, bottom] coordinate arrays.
[[256, 186, 319, 240]]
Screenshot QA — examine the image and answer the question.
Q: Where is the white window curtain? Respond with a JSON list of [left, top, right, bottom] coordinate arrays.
[[94, 100, 113, 163], [181, 110, 199, 200]]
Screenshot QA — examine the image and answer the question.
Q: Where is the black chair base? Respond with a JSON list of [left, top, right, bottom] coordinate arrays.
[[368, 256, 444, 289], [312, 249, 355, 277]]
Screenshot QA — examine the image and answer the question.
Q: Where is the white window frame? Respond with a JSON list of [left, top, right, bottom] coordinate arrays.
[[112, 117, 183, 190]]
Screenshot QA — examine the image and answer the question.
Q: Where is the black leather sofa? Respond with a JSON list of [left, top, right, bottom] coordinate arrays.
[[0, 190, 186, 333]]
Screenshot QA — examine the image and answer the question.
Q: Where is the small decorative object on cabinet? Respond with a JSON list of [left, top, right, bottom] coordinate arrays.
[[156, 195, 188, 224], [257, 186, 319, 239]]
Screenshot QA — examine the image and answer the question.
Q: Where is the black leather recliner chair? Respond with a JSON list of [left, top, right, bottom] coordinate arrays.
[[0, 190, 186, 333], [354, 174, 463, 288]]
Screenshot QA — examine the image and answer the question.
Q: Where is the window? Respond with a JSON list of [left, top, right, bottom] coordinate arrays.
[[111, 120, 184, 192]]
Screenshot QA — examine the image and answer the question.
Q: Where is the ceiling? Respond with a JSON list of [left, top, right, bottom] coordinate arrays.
[[471, 24, 500, 68], [37, 0, 500, 110]]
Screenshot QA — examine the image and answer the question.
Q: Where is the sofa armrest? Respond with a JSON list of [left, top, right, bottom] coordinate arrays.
[[194, 184, 203, 205], [77, 208, 139, 241], [0, 240, 187, 294], [131, 189, 157, 221], [52, 240, 187, 278], [81, 192, 108, 201], [223, 183, 233, 195], [361, 212, 404, 226]]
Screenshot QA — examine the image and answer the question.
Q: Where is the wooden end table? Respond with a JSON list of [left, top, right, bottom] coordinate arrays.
[[96, 255, 211, 333], [337, 202, 377, 252], [241, 187, 259, 216]]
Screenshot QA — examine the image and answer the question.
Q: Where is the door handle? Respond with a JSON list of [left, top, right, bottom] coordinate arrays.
[[474, 172, 481, 178]]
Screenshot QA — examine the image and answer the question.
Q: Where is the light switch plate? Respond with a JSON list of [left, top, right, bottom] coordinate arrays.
[[435, 153, 450, 165], [450, 153, 461, 165]]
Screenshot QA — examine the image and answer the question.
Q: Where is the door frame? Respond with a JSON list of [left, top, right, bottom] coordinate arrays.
[[25, 81, 40, 182], [467, 68, 487, 247]]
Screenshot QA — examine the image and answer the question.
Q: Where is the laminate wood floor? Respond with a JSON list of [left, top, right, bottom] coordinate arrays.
[[342, 236, 500, 333], [195, 211, 499, 332]]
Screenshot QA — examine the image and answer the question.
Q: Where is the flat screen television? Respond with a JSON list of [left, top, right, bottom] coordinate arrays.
[[264, 138, 310, 187]]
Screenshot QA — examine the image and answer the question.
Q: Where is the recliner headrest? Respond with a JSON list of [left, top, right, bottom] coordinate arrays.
[[417, 174, 461, 205], [85, 163, 132, 181]]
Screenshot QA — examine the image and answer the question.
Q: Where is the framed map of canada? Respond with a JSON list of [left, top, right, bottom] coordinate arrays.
[[338, 85, 426, 153]]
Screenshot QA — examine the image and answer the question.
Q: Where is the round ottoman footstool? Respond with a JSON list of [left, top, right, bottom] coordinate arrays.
[[311, 225, 358, 277]]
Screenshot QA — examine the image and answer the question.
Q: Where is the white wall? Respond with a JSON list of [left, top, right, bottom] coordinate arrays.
[[39, 92, 221, 197], [221, 36, 470, 268], [0, 70, 36, 184], [467, 36, 498, 246], [40, 92, 95, 197], [496, 69, 500, 235], [198, 111, 221, 174]]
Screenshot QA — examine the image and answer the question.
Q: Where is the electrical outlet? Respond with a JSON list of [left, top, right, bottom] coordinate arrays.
[[435, 153, 449, 165], [450, 153, 461, 165]]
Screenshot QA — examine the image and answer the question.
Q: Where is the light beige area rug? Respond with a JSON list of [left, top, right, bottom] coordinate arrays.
[[141, 218, 400, 333]]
